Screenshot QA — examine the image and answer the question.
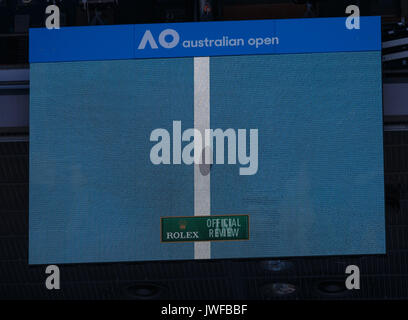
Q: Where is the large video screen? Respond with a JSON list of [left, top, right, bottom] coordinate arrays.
[[29, 17, 385, 264]]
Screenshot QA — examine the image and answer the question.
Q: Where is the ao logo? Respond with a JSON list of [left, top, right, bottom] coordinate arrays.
[[138, 29, 180, 50]]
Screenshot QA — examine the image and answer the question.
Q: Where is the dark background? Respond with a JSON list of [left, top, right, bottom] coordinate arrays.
[[1, 0, 408, 299]]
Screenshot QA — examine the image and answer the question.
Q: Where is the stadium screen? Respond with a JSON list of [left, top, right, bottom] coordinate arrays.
[[29, 17, 385, 264]]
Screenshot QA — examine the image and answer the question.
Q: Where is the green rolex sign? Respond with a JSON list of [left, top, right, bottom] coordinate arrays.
[[161, 215, 250, 242]]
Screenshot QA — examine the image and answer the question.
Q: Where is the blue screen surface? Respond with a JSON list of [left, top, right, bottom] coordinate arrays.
[[30, 59, 195, 263], [210, 52, 384, 258], [29, 18, 385, 264]]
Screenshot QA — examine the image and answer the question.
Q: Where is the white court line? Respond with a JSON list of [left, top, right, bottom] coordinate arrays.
[[194, 57, 211, 260]]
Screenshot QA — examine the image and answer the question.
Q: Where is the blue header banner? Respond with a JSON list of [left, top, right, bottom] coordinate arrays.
[[29, 17, 381, 63]]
